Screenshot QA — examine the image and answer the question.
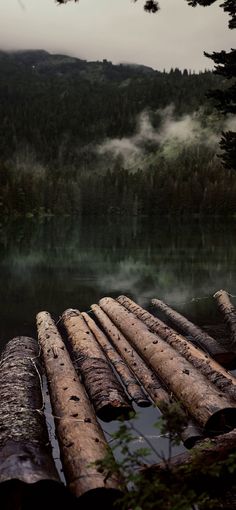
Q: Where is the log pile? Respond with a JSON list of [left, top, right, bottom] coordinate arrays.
[[0, 288, 236, 507]]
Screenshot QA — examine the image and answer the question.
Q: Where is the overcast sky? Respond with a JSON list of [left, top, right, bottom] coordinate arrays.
[[0, 0, 234, 71]]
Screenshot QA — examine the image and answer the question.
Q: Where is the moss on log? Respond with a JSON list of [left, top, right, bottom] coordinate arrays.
[[0, 337, 70, 509]]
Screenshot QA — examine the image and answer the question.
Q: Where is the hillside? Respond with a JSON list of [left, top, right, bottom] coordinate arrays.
[[0, 50, 235, 217]]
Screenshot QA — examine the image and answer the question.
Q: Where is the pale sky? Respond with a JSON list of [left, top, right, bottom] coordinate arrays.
[[0, 0, 234, 71]]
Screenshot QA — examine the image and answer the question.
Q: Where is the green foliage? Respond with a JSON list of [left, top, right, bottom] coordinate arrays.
[[93, 403, 236, 509]]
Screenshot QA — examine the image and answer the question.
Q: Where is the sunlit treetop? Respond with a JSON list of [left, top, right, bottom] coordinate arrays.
[[56, 0, 235, 29]]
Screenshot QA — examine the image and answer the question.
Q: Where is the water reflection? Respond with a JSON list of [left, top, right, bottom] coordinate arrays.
[[0, 217, 235, 344]]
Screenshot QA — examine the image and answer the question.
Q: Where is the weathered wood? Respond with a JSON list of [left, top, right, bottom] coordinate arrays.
[[117, 295, 236, 402], [62, 308, 132, 422], [0, 337, 59, 484], [82, 312, 150, 408], [0, 337, 72, 509], [100, 298, 236, 434], [151, 297, 235, 366], [36, 311, 122, 505], [214, 290, 236, 346], [91, 304, 203, 449]]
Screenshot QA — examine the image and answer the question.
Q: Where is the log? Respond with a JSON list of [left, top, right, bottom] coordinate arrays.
[[117, 295, 236, 402], [151, 297, 235, 366], [142, 429, 236, 508], [36, 311, 122, 506], [82, 312, 150, 408], [214, 290, 236, 346], [62, 308, 132, 422], [91, 304, 203, 449], [0, 337, 71, 509], [99, 297, 236, 434]]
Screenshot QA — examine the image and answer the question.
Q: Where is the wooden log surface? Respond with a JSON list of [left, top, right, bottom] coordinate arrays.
[[100, 298, 236, 434], [117, 295, 236, 402], [214, 290, 236, 346], [151, 297, 235, 366], [91, 304, 203, 449], [36, 311, 122, 506], [62, 308, 132, 422], [0, 337, 71, 510], [82, 312, 150, 407]]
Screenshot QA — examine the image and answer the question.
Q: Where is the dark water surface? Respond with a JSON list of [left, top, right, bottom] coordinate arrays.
[[0, 217, 236, 467], [0, 216, 235, 343]]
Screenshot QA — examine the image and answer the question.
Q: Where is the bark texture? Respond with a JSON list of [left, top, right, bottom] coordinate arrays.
[[0, 337, 70, 510], [82, 312, 150, 407], [151, 297, 234, 366], [62, 308, 132, 421], [36, 311, 122, 506], [214, 290, 236, 346], [117, 295, 236, 402], [91, 304, 202, 449], [0, 337, 59, 484], [100, 298, 236, 434]]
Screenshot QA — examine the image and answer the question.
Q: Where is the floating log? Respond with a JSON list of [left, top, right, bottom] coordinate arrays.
[[62, 308, 132, 422], [0, 337, 70, 509], [151, 297, 234, 366], [82, 312, 150, 408], [117, 295, 236, 402], [91, 304, 203, 449], [214, 290, 236, 346], [100, 297, 236, 434], [36, 311, 122, 506]]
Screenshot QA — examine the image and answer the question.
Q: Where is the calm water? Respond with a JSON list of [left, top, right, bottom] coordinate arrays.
[[0, 217, 236, 467], [0, 216, 235, 343]]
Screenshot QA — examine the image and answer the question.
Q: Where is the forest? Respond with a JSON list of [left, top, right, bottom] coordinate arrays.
[[0, 49, 235, 216]]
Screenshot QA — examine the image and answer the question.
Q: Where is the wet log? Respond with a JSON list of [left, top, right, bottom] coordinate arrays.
[[91, 304, 203, 449], [82, 312, 150, 408], [151, 297, 234, 366], [214, 290, 236, 346], [36, 311, 122, 506], [0, 337, 70, 510], [100, 297, 236, 434], [117, 295, 236, 402], [62, 308, 132, 422]]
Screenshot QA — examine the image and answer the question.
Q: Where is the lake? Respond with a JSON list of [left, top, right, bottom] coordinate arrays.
[[0, 216, 236, 467]]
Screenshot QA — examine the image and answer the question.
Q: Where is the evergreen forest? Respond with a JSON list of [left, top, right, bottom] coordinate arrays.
[[0, 50, 235, 216]]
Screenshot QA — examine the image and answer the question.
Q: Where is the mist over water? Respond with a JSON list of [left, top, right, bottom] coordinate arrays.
[[0, 217, 235, 344]]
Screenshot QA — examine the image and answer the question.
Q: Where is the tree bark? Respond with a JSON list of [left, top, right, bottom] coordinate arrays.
[[214, 290, 236, 346], [0, 337, 70, 510], [99, 297, 236, 434], [61, 308, 132, 422], [91, 304, 203, 449], [117, 295, 236, 402], [36, 311, 122, 506], [82, 312, 150, 408], [151, 297, 234, 366]]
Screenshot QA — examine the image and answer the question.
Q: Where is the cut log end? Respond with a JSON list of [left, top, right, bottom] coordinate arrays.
[[205, 408, 236, 435]]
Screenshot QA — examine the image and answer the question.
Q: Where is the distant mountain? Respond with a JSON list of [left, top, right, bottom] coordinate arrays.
[[0, 49, 221, 166]]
